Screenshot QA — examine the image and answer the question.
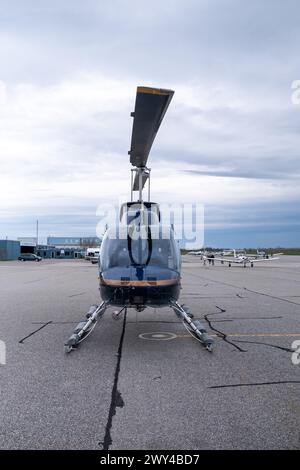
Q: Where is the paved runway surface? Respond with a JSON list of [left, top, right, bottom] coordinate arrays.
[[0, 256, 299, 449]]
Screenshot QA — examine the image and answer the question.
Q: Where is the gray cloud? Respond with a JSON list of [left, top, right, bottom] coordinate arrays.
[[0, 0, 299, 84], [0, 0, 300, 245]]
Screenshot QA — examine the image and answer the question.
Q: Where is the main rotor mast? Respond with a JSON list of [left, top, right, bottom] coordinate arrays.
[[130, 166, 151, 202]]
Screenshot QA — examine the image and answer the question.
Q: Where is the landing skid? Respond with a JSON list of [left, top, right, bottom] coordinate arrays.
[[64, 301, 108, 353], [170, 300, 214, 352], [64, 301, 214, 353]]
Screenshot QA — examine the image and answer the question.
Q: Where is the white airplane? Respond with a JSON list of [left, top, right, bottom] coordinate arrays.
[[214, 249, 281, 268], [188, 250, 204, 256], [243, 249, 283, 259], [189, 249, 231, 258]]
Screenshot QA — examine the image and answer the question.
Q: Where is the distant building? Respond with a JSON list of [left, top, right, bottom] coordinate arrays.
[[47, 237, 101, 248], [0, 240, 20, 260], [12, 236, 101, 259], [17, 237, 37, 254], [36, 244, 84, 259], [30, 236, 102, 259]]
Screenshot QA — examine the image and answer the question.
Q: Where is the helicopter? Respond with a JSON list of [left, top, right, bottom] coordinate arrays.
[[64, 86, 214, 353]]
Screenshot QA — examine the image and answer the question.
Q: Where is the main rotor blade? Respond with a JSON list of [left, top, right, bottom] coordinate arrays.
[[133, 171, 149, 191], [128, 86, 174, 168]]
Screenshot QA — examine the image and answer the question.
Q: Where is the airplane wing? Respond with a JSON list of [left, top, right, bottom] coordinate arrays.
[[214, 257, 242, 264], [250, 257, 280, 263]]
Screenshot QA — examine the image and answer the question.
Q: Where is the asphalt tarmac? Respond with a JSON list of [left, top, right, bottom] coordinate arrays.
[[0, 256, 299, 449]]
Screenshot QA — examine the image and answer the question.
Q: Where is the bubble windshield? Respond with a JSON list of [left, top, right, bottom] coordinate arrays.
[[100, 226, 180, 272]]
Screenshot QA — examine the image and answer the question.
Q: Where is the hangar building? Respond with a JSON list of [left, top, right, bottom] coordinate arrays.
[[0, 240, 21, 260]]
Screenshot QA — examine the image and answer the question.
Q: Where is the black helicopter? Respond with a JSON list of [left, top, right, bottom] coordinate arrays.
[[64, 86, 214, 352]]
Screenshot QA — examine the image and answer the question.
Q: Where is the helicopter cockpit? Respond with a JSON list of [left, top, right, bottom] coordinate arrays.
[[100, 224, 180, 275], [99, 222, 181, 307]]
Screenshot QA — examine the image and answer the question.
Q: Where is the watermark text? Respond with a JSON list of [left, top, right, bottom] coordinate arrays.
[[291, 340, 300, 365], [0, 340, 6, 365]]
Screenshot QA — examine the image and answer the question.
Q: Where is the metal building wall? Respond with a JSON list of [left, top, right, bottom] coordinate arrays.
[[0, 240, 21, 260]]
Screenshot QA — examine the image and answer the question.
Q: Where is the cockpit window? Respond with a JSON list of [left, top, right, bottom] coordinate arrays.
[[100, 226, 180, 272]]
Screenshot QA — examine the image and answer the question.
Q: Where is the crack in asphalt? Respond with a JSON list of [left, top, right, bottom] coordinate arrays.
[[19, 321, 53, 344], [127, 320, 181, 324], [243, 287, 300, 307], [186, 271, 300, 307], [209, 381, 300, 389], [233, 339, 294, 353], [204, 306, 247, 352], [68, 292, 86, 298], [31, 321, 76, 324], [24, 278, 48, 284], [187, 272, 297, 353], [216, 306, 226, 313], [181, 295, 236, 298], [211, 316, 283, 323], [100, 310, 127, 450], [205, 308, 292, 353]]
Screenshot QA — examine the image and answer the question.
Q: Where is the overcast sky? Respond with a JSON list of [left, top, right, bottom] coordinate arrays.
[[0, 0, 300, 247]]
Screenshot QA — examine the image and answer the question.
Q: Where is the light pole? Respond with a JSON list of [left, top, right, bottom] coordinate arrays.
[[36, 220, 39, 247]]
